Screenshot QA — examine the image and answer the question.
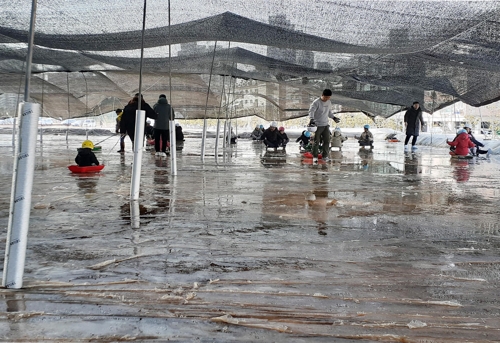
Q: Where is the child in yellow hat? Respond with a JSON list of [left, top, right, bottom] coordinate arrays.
[[75, 140, 100, 167]]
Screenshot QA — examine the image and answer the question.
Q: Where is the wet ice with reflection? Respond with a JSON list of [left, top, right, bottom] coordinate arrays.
[[0, 132, 499, 341]]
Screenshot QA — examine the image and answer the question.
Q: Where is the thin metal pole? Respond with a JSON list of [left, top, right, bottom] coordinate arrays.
[[23, 1, 36, 102], [3, 0, 39, 289], [201, 41, 218, 163], [12, 62, 25, 153], [168, 0, 177, 175], [130, 0, 148, 201], [66, 73, 70, 143], [215, 43, 231, 164], [11, 117, 16, 150]]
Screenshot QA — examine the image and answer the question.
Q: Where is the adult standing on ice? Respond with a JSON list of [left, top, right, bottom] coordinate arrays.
[[404, 101, 424, 152], [308, 89, 340, 162], [153, 94, 175, 156], [120, 93, 157, 147]]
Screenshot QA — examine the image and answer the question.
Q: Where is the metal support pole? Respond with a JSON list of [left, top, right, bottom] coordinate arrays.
[[168, 0, 177, 175], [215, 119, 221, 163], [222, 121, 227, 149], [130, 0, 147, 200], [11, 118, 16, 150], [201, 41, 218, 163], [39, 123, 43, 145]]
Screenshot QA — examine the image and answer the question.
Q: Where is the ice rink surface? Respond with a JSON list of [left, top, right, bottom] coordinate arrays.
[[0, 132, 499, 342]]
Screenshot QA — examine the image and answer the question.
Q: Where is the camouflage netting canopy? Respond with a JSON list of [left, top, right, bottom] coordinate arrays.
[[0, 0, 499, 121]]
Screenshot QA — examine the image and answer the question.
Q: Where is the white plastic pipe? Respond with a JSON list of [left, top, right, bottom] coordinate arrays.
[[169, 120, 177, 175], [130, 110, 145, 200], [3, 102, 41, 289], [130, 200, 140, 229]]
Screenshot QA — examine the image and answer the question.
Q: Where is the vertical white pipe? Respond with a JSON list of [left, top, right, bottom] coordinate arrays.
[[130, 110, 145, 200], [130, 0, 147, 200], [169, 120, 177, 174], [130, 200, 140, 229], [3, 103, 41, 289]]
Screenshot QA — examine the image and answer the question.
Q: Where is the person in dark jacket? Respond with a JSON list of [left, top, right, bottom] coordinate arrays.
[[404, 101, 424, 152], [75, 140, 100, 167], [463, 123, 491, 156], [175, 123, 184, 142], [120, 93, 157, 146], [278, 126, 289, 149], [260, 121, 283, 151], [152, 94, 174, 155], [296, 130, 311, 148]]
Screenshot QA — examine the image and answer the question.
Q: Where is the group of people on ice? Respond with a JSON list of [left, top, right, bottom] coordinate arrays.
[[252, 122, 290, 151], [115, 93, 184, 157], [402, 100, 491, 157], [76, 90, 493, 167]]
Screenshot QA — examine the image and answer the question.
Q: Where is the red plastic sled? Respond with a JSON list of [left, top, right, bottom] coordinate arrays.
[[303, 152, 323, 159], [68, 165, 105, 173]]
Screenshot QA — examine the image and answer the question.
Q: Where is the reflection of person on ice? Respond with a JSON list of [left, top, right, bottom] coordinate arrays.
[[75, 140, 100, 167]]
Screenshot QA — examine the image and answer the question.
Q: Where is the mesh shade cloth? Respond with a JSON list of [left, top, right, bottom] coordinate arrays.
[[0, 1, 499, 120]]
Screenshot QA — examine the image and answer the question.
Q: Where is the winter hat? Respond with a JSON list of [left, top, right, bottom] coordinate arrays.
[[270, 121, 278, 128], [82, 140, 94, 149], [304, 131, 311, 137], [279, 126, 285, 131], [159, 94, 166, 99], [364, 124, 370, 129], [457, 128, 467, 134]]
